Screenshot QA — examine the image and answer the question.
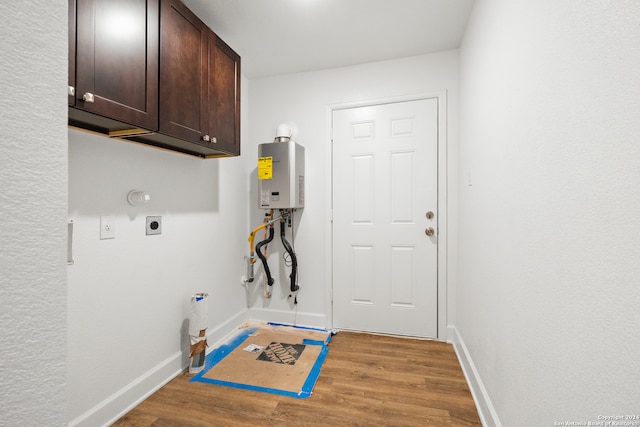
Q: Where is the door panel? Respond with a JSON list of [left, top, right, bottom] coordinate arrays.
[[332, 99, 438, 338], [159, 0, 208, 143], [208, 34, 241, 155], [69, 0, 76, 106], [75, 0, 158, 129], [352, 155, 374, 223], [93, 0, 146, 110]]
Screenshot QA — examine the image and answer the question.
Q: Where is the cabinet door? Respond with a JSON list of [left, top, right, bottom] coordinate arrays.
[[74, 0, 159, 130], [69, 0, 76, 106], [208, 34, 241, 155], [159, 0, 209, 145]]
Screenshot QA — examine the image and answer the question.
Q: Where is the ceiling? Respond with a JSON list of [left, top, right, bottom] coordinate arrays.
[[182, 0, 475, 79]]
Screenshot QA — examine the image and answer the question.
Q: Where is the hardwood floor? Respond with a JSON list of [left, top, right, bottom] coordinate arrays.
[[113, 331, 481, 426]]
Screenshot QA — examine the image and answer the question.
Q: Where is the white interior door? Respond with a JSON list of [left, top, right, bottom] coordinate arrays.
[[332, 98, 438, 338]]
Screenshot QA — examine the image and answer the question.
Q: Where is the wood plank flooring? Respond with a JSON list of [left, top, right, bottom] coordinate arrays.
[[112, 331, 481, 426]]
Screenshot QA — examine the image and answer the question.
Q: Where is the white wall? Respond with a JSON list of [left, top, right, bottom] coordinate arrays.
[[458, 0, 640, 425], [247, 51, 460, 330], [64, 48, 458, 427], [66, 78, 251, 425], [0, 1, 67, 425]]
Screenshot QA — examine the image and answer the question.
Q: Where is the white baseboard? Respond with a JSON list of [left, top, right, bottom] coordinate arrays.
[[449, 326, 502, 427], [446, 324, 457, 343], [247, 307, 327, 330], [68, 309, 248, 427], [68, 351, 184, 427]]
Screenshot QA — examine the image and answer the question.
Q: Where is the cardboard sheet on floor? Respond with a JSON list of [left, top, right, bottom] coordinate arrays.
[[190, 322, 331, 398]]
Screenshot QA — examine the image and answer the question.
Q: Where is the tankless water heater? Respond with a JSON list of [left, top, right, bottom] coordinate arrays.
[[258, 140, 305, 209]]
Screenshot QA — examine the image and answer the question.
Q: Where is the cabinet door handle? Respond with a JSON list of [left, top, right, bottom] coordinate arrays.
[[82, 92, 94, 103], [68, 86, 75, 97], [211, 137, 217, 144], [202, 135, 210, 142]]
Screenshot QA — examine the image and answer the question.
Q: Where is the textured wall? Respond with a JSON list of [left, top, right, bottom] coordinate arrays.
[[0, 1, 68, 425], [458, 0, 640, 425]]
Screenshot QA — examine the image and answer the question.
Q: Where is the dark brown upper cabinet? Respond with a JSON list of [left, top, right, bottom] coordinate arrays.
[[68, 0, 241, 158], [159, 0, 240, 155], [70, 0, 159, 130]]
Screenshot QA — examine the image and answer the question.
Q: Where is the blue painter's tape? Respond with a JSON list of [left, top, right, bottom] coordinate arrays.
[[191, 376, 312, 398], [311, 335, 332, 345], [299, 343, 330, 397], [190, 326, 258, 381], [267, 322, 332, 344], [190, 324, 330, 398], [193, 341, 330, 398], [267, 322, 329, 333]]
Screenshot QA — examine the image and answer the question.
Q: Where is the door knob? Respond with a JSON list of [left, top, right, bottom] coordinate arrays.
[[82, 92, 94, 103], [425, 227, 435, 237], [426, 211, 434, 220]]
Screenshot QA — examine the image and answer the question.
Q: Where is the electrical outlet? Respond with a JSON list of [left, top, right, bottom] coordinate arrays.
[[146, 216, 162, 235], [100, 216, 115, 239]]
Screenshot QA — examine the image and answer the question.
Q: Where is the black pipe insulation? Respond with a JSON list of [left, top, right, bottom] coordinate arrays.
[[255, 225, 275, 287], [280, 220, 299, 292]]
